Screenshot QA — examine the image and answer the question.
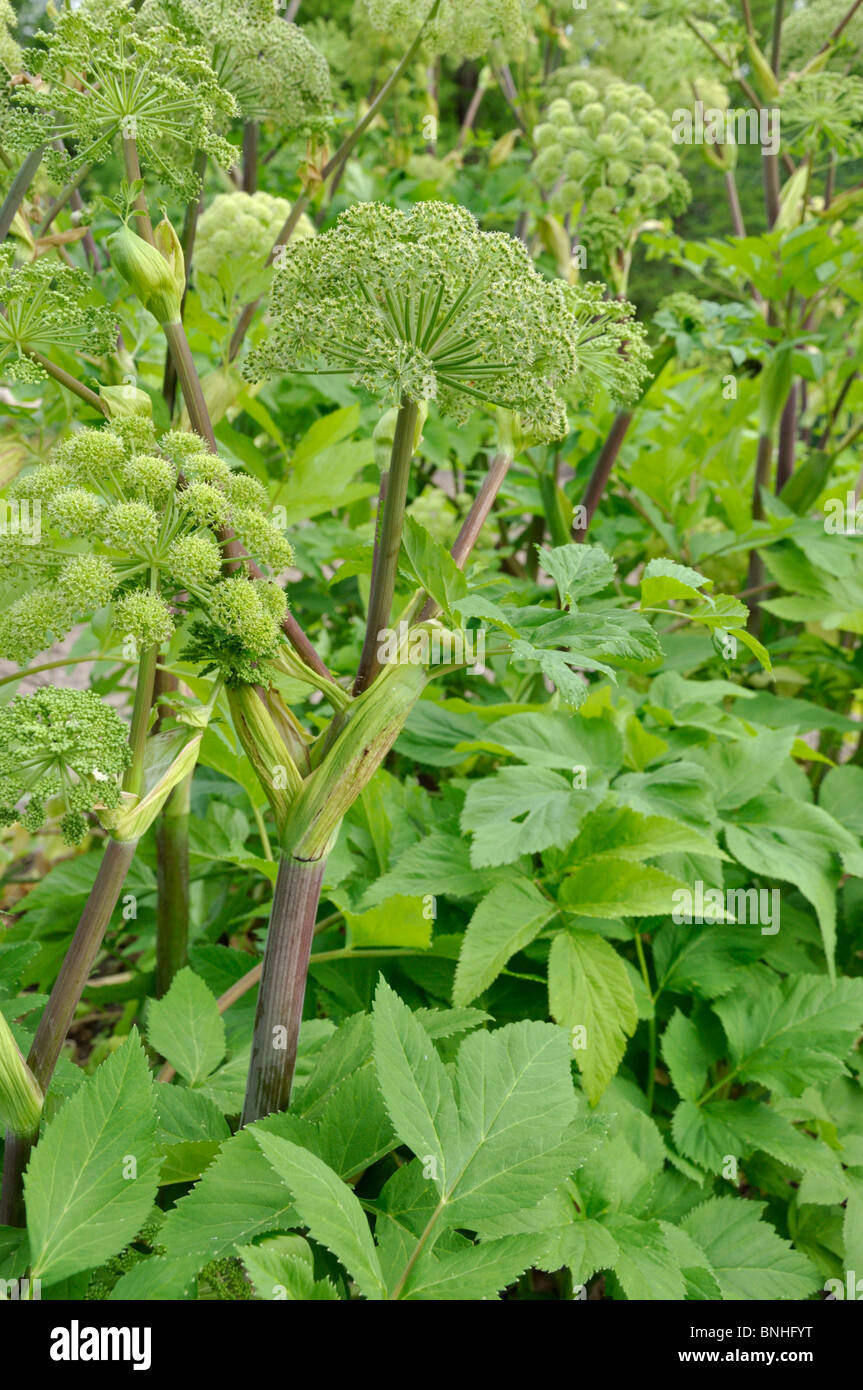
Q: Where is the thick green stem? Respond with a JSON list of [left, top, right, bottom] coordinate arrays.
[[122, 137, 155, 244], [0, 836, 139, 1225], [0, 146, 44, 242], [240, 853, 327, 1125], [162, 319, 218, 451], [124, 643, 159, 798], [354, 398, 420, 694]]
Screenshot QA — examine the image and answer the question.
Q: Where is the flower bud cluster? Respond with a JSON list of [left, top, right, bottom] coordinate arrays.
[[532, 77, 690, 267], [195, 192, 315, 305]]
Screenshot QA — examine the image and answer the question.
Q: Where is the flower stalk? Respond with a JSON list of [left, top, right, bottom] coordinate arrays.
[[354, 398, 421, 694]]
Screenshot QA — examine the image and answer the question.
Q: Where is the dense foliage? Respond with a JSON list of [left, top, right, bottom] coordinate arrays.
[[0, 0, 861, 1305]]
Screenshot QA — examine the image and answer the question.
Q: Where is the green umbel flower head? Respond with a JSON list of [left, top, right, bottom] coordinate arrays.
[[356, 0, 537, 62], [0, 688, 130, 845], [533, 77, 690, 281], [147, 1, 332, 128], [0, 425, 293, 664], [16, 0, 238, 201], [195, 191, 315, 304], [0, 248, 117, 384], [245, 200, 649, 441]]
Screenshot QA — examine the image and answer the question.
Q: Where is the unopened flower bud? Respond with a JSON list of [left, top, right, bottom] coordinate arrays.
[[108, 224, 182, 326]]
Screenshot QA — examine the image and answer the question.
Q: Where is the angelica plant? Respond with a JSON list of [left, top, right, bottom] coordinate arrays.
[[229, 197, 652, 1125]]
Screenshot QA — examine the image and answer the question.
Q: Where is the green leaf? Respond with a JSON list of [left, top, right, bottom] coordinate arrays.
[[537, 543, 615, 608], [572, 806, 726, 863], [673, 1099, 840, 1176], [714, 975, 863, 1096], [641, 558, 713, 609], [371, 980, 460, 1191], [681, 1197, 820, 1300], [153, 1111, 314, 1268], [25, 1032, 159, 1284], [397, 1232, 545, 1300], [461, 709, 624, 776], [461, 764, 604, 867], [725, 792, 863, 976], [255, 1132, 387, 1300], [146, 968, 225, 1087], [603, 1214, 687, 1300], [373, 983, 587, 1227], [453, 880, 556, 1005], [548, 929, 638, 1104], [400, 514, 468, 619], [361, 831, 509, 905], [559, 858, 686, 918], [238, 1236, 339, 1301], [342, 895, 431, 949], [820, 765, 863, 837], [662, 1009, 713, 1102]]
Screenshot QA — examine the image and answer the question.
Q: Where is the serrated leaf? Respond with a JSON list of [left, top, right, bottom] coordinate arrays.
[[146, 968, 225, 1086], [537, 543, 615, 608], [461, 764, 604, 867], [25, 1032, 159, 1283], [400, 514, 468, 619], [548, 929, 637, 1104], [559, 858, 686, 918], [453, 880, 556, 1005], [681, 1197, 820, 1299], [254, 1132, 386, 1300], [238, 1237, 339, 1301], [714, 975, 863, 1096]]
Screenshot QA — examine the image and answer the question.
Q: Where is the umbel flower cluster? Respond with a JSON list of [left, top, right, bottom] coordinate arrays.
[[143, 0, 331, 130], [195, 191, 315, 305], [14, 0, 238, 201], [355, 0, 538, 62], [533, 77, 690, 272], [246, 200, 650, 442], [0, 248, 117, 384], [1, 422, 293, 666], [0, 688, 130, 845]]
